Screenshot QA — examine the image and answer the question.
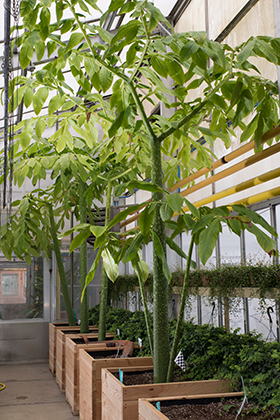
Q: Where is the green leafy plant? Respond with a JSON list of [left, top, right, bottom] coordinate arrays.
[[6, 0, 280, 383]]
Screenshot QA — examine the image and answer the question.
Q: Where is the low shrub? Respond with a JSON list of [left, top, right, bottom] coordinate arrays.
[[89, 304, 280, 408]]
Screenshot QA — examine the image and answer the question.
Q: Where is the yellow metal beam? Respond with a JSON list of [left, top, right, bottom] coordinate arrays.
[[229, 186, 280, 206], [181, 167, 280, 212], [180, 142, 280, 197], [170, 125, 280, 192]]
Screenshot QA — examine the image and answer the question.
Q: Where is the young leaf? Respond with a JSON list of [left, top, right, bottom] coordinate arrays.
[[48, 94, 66, 114], [90, 225, 106, 238], [33, 87, 49, 115], [20, 0, 36, 16], [184, 198, 200, 219], [166, 193, 183, 213], [122, 232, 144, 264], [247, 224, 277, 255], [198, 218, 220, 265], [102, 248, 119, 282], [152, 230, 172, 282], [70, 230, 91, 253], [65, 33, 84, 53], [107, 203, 146, 231], [160, 203, 174, 221], [131, 256, 149, 283], [166, 235, 187, 259], [108, 111, 124, 138], [19, 42, 34, 69], [84, 247, 103, 293], [138, 205, 154, 237]]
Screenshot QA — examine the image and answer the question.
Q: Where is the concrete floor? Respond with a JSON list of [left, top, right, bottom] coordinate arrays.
[[0, 363, 75, 420]]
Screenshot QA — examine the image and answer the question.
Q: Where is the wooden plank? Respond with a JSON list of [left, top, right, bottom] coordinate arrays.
[[55, 328, 102, 393], [102, 366, 233, 420], [102, 369, 124, 414], [79, 349, 152, 420], [123, 379, 230, 401], [139, 399, 166, 420], [102, 392, 122, 420], [65, 334, 115, 415], [146, 392, 244, 402], [138, 393, 244, 420]]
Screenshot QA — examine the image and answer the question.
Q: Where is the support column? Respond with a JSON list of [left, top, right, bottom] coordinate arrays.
[[197, 295, 202, 325], [243, 297, 250, 334], [273, 0, 280, 107], [218, 298, 223, 327], [3, 0, 11, 208], [276, 300, 280, 342]]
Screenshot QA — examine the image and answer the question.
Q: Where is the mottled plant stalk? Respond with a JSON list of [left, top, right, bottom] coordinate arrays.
[[151, 137, 170, 383], [134, 260, 153, 357], [166, 235, 195, 383], [98, 181, 112, 341], [48, 204, 75, 326], [79, 180, 89, 333]]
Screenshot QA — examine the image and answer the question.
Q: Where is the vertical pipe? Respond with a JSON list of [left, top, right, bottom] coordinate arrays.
[[243, 297, 250, 334], [197, 295, 202, 326], [240, 230, 246, 265], [3, 0, 11, 209], [276, 300, 280, 342], [218, 298, 223, 327], [195, 245, 202, 325], [270, 205, 279, 265], [70, 211, 74, 306], [273, 0, 280, 108]]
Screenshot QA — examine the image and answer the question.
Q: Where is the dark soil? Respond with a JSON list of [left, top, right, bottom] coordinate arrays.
[[112, 371, 280, 419], [154, 399, 280, 419]]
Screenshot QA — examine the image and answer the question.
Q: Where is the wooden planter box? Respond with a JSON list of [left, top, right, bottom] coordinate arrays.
[[102, 366, 231, 420], [79, 349, 153, 420], [138, 393, 244, 419], [49, 323, 98, 376], [55, 329, 113, 393], [65, 337, 125, 415]]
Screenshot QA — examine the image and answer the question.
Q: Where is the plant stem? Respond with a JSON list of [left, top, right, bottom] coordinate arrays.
[[135, 260, 153, 357], [151, 137, 170, 383], [79, 180, 89, 333], [48, 204, 75, 325], [166, 235, 195, 382], [98, 181, 112, 341]]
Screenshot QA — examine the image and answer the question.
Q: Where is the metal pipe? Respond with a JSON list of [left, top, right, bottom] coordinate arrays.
[[120, 139, 280, 228], [170, 125, 280, 192], [230, 186, 280, 206], [3, 0, 11, 208], [181, 166, 280, 211], [180, 141, 280, 198]]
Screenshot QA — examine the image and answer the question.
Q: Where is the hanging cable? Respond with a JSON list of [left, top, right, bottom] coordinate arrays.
[[208, 301, 216, 325], [266, 306, 277, 342]]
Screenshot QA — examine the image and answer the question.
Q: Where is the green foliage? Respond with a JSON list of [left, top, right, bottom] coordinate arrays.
[[108, 264, 280, 311], [174, 321, 280, 409], [89, 304, 280, 408], [6, 0, 280, 382]]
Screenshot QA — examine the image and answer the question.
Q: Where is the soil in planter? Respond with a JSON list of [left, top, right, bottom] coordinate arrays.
[[152, 398, 280, 420], [112, 368, 182, 386], [87, 348, 141, 359]]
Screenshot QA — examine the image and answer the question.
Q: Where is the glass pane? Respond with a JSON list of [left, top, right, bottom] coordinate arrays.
[[0, 257, 43, 320], [229, 299, 244, 333], [201, 296, 219, 327], [244, 208, 271, 264], [58, 246, 102, 320], [220, 224, 241, 265], [249, 298, 277, 342]]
